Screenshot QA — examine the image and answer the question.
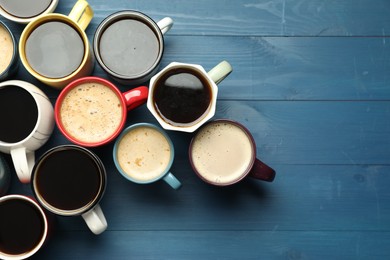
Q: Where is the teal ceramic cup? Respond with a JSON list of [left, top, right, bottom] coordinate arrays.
[[0, 154, 11, 196], [113, 123, 181, 190]]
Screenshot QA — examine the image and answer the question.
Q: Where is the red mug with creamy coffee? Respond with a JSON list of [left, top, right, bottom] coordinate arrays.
[[55, 76, 148, 147], [189, 119, 275, 186]]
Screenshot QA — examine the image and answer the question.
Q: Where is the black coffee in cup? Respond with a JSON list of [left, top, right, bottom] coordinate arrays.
[[25, 21, 84, 78], [0, 86, 38, 143], [0, 0, 52, 18], [152, 67, 212, 125], [0, 198, 45, 255], [33, 146, 103, 211]]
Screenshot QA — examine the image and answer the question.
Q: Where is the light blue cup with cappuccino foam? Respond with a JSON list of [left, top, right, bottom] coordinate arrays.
[[113, 123, 181, 190]]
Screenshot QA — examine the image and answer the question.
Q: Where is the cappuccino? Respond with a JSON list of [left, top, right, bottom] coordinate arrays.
[[0, 25, 14, 74], [190, 121, 254, 184], [59, 83, 123, 144], [116, 126, 171, 181]]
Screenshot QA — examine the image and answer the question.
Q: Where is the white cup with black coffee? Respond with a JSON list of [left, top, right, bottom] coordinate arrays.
[[147, 61, 233, 133], [0, 80, 54, 183]]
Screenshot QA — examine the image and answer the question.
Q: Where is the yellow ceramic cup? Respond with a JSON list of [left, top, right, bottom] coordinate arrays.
[[19, 0, 94, 89]]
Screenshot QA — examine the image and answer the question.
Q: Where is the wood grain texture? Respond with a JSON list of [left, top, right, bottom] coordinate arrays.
[[1, 0, 390, 259]]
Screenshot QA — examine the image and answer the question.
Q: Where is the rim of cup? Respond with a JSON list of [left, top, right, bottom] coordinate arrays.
[[0, 194, 48, 260], [0, 21, 18, 79], [147, 62, 218, 133], [188, 119, 257, 186], [31, 145, 106, 216], [93, 10, 165, 81], [0, 80, 44, 147], [19, 13, 90, 86], [0, 0, 59, 24], [54, 76, 128, 147], [113, 123, 175, 184]]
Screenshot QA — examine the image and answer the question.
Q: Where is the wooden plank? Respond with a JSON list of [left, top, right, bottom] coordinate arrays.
[[8, 162, 390, 232], [20, 99, 389, 166], [5, 35, 390, 101], [4, 1, 390, 37], [89, 0, 390, 37], [30, 230, 390, 259], [214, 101, 390, 165]]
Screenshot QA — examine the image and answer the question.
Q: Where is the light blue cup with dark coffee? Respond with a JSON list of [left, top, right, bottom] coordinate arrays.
[[0, 154, 11, 196], [113, 123, 181, 190]]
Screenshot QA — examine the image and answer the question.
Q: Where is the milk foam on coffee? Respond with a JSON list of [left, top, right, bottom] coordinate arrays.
[[0, 25, 14, 74], [191, 122, 253, 184], [117, 127, 171, 181], [59, 83, 123, 144]]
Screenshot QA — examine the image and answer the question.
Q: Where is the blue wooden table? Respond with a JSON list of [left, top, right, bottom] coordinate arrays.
[[2, 0, 390, 259]]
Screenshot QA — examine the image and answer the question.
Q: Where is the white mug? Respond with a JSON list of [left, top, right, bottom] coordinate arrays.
[[0, 80, 54, 183], [147, 61, 233, 132], [0, 0, 59, 24]]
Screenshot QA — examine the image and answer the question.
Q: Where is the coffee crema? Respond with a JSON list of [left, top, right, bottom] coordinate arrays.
[[59, 82, 123, 144], [99, 19, 160, 77], [153, 67, 212, 126], [0, 198, 45, 255], [0, 0, 52, 18], [25, 21, 84, 78], [190, 122, 254, 184], [117, 126, 171, 181], [0, 25, 13, 74]]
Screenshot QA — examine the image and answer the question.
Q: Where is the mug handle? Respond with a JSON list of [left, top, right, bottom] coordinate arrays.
[[207, 61, 233, 85], [249, 159, 276, 182], [68, 0, 94, 31], [10, 147, 35, 183], [81, 204, 107, 235], [163, 172, 182, 190], [123, 86, 149, 111], [157, 17, 174, 35]]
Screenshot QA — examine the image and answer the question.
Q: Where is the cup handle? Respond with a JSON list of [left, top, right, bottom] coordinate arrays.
[[157, 17, 174, 35], [163, 172, 182, 190], [123, 86, 149, 111], [81, 204, 107, 235], [207, 61, 233, 85], [10, 147, 35, 183], [249, 159, 276, 182], [68, 0, 94, 31]]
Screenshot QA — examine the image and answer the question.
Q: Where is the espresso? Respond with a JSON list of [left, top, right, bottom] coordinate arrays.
[[190, 122, 253, 184], [0, 24, 13, 74], [0, 198, 45, 255], [153, 68, 212, 125], [0, 0, 52, 18], [34, 147, 102, 211], [0, 86, 38, 143], [117, 126, 171, 181], [99, 19, 160, 77], [25, 21, 84, 78], [59, 82, 123, 144]]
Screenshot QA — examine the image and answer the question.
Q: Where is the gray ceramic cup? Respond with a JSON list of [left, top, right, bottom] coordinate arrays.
[[0, 154, 11, 196], [93, 10, 173, 85]]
